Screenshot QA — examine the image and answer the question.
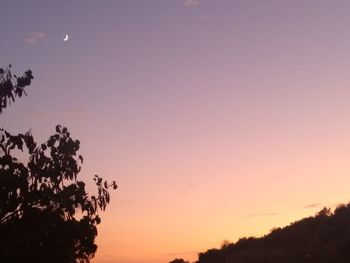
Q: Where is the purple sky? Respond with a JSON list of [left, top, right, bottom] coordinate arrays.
[[2, 1, 350, 262]]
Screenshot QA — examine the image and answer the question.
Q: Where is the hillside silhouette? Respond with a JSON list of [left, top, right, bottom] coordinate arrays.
[[172, 203, 350, 263]]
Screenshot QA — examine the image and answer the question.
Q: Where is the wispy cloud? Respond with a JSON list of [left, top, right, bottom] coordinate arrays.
[[184, 0, 200, 7], [193, 13, 208, 22], [63, 106, 84, 119], [28, 106, 83, 120], [165, 250, 198, 257], [273, 173, 282, 178], [303, 203, 320, 209], [246, 212, 277, 218], [64, 106, 84, 115], [29, 110, 51, 119], [24, 32, 46, 44], [187, 183, 196, 188]]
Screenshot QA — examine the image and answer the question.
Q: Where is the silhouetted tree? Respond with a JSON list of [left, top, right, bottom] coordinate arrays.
[[169, 258, 189, 263], [0, 65, 33, 114], [197, 248, 224, 263], [0, 66, 117, 263]]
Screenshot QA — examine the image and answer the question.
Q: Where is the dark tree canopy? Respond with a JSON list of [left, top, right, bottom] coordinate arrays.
[[0, 64, 33, 114], [0, 66, 117, 263], [192, 203, 350, 263], [169, 259, 189, 263]]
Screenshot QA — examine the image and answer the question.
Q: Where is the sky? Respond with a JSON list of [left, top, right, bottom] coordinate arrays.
[[2, 0, 350, 262]]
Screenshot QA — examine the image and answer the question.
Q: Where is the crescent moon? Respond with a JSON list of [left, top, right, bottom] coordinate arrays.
[[63, 34, 69, 41]]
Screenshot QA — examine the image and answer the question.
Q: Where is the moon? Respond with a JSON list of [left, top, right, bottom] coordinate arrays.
[[63, 34, 69, 42]]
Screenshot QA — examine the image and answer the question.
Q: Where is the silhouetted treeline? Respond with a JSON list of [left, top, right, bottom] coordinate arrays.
[[171, 203, 350, 263]]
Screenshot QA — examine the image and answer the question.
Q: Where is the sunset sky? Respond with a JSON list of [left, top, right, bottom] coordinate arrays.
[[2, 1, 350, 262]]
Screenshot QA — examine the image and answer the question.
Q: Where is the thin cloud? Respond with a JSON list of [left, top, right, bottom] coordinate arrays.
[[184, 0, 200, 7], [63, 106, 85, 119], [28, 107, 83, 120], [303, 203, 320, 209], [165, 250, 198, 257], [193, 13, 208, 22], [246, 212, 277, 218], [64, 106, 84, 115], [29, 110, 51, 119], [24, 32, 46, 44]]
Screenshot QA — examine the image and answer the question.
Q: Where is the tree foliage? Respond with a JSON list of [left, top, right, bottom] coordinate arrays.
[[0, 64, 33, 114], [169, 259, 189, 263], [0, 66, 117, 263]]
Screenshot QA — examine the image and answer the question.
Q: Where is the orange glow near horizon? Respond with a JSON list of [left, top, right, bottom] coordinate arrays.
[[2, 1, 350, 262]]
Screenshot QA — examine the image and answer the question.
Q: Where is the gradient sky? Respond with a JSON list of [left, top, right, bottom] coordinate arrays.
[[2, 1, 350, 262]]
